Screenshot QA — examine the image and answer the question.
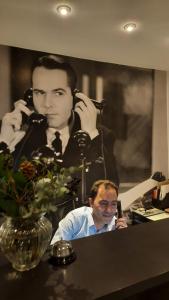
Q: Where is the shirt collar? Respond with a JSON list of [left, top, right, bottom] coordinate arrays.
[[107, 216, 117, 230], [87, 207, 95, 228], [47, 126, 69, 137], [87, 207, 116, 230]]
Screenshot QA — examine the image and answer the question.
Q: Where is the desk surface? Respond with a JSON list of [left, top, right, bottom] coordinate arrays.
[[1, 219, 169, 300], [132, 207, 169, 221]]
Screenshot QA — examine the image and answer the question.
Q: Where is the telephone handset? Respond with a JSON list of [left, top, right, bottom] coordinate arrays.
[[13, 88, 47, 169], [73, 89, 106, 110], [22, 88, 47, 128], [23, 88, 34, 108], [117, 200, 123, 219]]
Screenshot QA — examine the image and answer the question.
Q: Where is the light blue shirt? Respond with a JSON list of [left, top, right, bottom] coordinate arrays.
[[51, 206, 116, 244]]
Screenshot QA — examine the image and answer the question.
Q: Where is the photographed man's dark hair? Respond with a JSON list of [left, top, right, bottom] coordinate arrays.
[[32, 54, 77, 93], [89, 179, 118, 200]]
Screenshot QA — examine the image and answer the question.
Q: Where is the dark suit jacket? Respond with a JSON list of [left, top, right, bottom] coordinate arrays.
[[13, 114, 119, 202]]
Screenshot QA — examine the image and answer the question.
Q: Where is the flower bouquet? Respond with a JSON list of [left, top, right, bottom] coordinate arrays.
[[0, 144, 80, 271], [0, 146, 79, 218]]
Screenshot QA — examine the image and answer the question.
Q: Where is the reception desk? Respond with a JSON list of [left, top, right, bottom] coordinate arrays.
[[1, 219, 169, 299]]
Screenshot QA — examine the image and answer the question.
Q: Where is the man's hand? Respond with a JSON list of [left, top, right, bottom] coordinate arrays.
[[74, 92, 99, 140], [0, 100, 32, 147], [115, 217, 128, 229]]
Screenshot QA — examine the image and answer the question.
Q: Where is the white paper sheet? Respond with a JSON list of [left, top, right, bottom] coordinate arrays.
[[118, 178, 158, 211]]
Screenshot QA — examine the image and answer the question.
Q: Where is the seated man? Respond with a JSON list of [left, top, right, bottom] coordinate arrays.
[[51, 179, 127, 243]]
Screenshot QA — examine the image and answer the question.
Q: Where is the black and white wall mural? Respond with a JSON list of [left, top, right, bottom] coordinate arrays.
[[0, 45, 153, 193]]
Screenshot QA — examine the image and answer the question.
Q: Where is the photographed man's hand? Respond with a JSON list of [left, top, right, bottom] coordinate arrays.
[[74, 92, 99, 140], [0, 100, 32, 148], [115, 217, 128, 229]]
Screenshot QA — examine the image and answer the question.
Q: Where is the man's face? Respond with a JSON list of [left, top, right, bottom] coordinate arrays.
[[90, 185, 118, 225], [32, 67, 73, 129]]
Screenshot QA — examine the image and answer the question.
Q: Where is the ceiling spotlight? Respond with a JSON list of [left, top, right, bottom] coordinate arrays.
[[123, 23, 136, 32], [56, 4, 72, 16]]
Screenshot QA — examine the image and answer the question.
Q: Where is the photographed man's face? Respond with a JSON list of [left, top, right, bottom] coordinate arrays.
[[32, 67, 73, 129], [90, 185, 117, 225]]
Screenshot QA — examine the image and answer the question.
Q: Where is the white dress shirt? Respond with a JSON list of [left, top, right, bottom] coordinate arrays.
[[51, 206, 117, 243]]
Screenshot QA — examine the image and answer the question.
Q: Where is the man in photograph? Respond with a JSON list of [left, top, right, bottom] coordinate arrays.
[[0, 54, 119, 204]]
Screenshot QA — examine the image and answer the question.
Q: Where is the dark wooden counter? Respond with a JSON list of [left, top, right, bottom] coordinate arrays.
[[1, 219, 169, 300]]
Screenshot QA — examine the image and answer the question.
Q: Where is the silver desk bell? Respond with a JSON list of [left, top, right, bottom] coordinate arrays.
[[49, 240, 76, 266]]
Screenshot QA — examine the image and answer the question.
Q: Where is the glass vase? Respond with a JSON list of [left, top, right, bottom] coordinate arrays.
[[0, 215, 52, 271]]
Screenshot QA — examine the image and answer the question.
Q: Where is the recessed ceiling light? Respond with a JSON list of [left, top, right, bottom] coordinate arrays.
[[123, 23, 137, 32], [56, 4, 72, 16]]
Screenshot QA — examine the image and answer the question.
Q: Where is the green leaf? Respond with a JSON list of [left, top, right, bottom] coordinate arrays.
[[12, 171, 28, 186], [0, 198, 19, 217]]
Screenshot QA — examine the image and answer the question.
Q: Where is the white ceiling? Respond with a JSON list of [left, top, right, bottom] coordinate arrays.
[[0, 0, 169, 71]]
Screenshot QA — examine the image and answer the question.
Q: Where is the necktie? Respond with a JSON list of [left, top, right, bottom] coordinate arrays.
[[52, 132, 62, 157]]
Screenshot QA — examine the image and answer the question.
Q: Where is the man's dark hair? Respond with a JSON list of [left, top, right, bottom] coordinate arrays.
[[32, 54, 77, 93], [89, 179, 118, 200]]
